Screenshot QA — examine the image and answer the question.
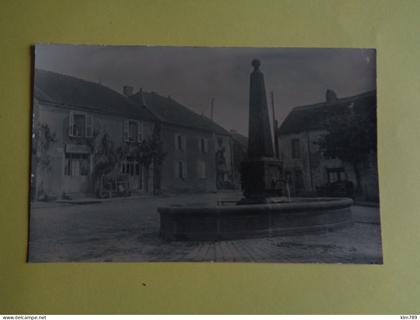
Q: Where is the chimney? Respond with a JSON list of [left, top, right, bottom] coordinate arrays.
[[123, 85, 134, 96], [138, 88, 146, 107], [326, 89, 337, 104]]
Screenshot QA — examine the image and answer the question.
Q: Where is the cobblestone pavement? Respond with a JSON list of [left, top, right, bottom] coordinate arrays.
[[28, 192, 383, 263]]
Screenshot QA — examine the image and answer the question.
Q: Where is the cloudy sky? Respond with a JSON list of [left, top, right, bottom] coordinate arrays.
[[35, 44, 376, 136]]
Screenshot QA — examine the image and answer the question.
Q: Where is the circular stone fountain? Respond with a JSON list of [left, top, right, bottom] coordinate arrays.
[[158, 198, 353, 241], [158, 59, 353, 241]]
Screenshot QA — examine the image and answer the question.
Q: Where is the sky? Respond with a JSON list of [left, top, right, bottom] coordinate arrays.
[[35, 44, 376, 136]]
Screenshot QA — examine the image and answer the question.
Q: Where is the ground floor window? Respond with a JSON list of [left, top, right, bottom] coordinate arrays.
[[197, 160, 206, 179], [64, 153, 90, 176], [294, 169, 304, 191], [327, 167, 345, 183], [284, 170, 292, 183], [121, 159, 140, 176], [176, 160, 187, 179], [121, 157, 143, 189]]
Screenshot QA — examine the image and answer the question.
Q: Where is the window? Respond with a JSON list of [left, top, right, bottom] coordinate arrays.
[[69, 111, 93, 138], [327, 168, 345, 183], [294, 169, 304, 191], [73, 114, 85, 137], [176, 160, 187, 179], [291, 138, 301, 159], [123, 120, 143, 142], [129, 121, 138, 141], [197, 160, 206, 179], [121, 158, 141, 176], [217, 137, 224, 148], [120, 157, 143, 189], [199, 138, 208, 153], [175, 134, 186, 151], [284, 170, 292, 184], [64, 153, 90, 176]]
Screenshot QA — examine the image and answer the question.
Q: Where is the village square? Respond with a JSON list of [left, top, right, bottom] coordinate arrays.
[[29, 46, 381, 263]]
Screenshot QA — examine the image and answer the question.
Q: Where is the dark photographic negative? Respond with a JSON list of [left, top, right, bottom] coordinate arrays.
[[29, 45, 381, 263]]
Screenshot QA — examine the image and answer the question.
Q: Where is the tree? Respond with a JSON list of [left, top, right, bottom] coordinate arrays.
[[317, 106, 376, 195], [90, 124, 166, 196], [31, 122, 57, 200], [91, 133, 118, 196], [149, 124, 166, 194], [130, 123, 166, 194]]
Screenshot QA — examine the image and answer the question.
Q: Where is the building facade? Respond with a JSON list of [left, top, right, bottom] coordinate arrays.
[[32, 69, 158, 200], [277, 90, 379, 201], [31, 70, 235, 200], [229, 130, 248, 190], [129, 89, 235, 193]]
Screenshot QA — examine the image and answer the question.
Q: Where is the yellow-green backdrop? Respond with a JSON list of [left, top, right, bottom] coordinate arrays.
[[1, 0, 419, 314]]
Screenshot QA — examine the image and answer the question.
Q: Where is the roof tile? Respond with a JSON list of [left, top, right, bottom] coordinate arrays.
[[34, 69, 157, 122]]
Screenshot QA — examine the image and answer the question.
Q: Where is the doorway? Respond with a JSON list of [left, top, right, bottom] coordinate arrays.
[[121, 157, 143, 191]]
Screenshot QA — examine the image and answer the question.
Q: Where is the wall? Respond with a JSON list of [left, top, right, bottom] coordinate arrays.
[[34, 101, 154, 198], [215, 133, 234, 189], [159, 123, 218, 193], [278, 129, 379, 200]]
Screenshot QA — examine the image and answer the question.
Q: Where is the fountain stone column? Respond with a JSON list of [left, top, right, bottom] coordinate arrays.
[[239, 59, 283, 204], [158, 59, 353, 241]]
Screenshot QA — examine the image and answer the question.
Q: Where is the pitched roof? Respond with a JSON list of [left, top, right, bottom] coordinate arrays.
[[278, 90, 377, 135], [130, 91, 231, 136], [33, 69, 157, 122], [230, 130, 248, 149]]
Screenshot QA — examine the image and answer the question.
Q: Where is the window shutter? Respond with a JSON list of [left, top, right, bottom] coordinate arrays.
[[123, 120, 129, 142], [175, 134, 178, 150], [182, 135, 186, 151], [86, 114, 93, 137], [68, 111, 74, 137], [137, 121, 143, 142], [198, 161, 206, 179], [183, 161, 187, 179], [204, 138, 208, 153], [197, 161, 202, 178]]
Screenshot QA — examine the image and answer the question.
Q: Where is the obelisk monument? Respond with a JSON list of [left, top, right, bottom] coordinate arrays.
[[239, 59, 282, 203], [248, 59, 275, 159]]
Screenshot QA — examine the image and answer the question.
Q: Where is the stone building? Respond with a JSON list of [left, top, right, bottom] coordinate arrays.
[[277, 90, 379, 201], [31, 69, 158, 200], [129, 89, 234, 193], [31, 69, 235, 200]]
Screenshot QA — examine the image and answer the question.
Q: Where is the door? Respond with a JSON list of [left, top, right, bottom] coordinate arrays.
[[294, 169, 305, 194], [63, 152, 91, 194], [121, 158, 143, 191]]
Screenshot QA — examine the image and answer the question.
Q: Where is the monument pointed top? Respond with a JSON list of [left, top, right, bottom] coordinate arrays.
[[251, 59, 261, 70], [247, 58, 274, 159]]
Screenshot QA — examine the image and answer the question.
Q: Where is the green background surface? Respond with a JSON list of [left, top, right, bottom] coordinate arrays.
[[1, 0, 419, 314]]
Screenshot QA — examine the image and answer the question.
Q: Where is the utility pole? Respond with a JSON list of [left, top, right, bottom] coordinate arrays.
[[210, 98, 215, 121], [270, 91, 280, 158]]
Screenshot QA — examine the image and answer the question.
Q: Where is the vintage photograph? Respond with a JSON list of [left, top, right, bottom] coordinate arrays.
[[29, 45, 381, 263]]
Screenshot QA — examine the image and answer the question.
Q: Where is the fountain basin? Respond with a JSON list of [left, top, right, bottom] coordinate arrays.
[[158, 197, 353, 241]]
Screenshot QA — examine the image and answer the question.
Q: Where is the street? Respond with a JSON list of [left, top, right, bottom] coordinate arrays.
[[28, 192, 383, 263]]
